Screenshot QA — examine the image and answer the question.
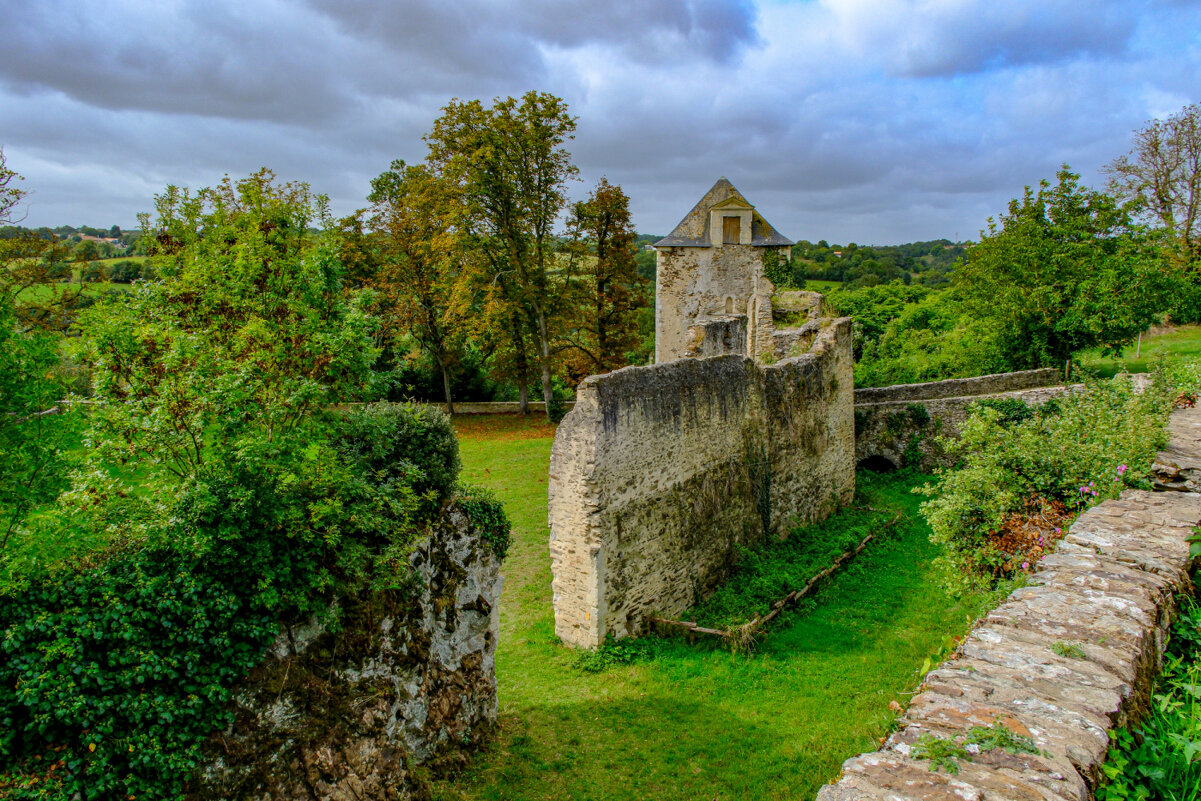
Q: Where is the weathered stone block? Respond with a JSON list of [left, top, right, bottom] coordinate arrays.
[[195, 505, 503, 800]]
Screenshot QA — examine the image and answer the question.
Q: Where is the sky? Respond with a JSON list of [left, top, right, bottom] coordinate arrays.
[[2, 0, 1199, 245]]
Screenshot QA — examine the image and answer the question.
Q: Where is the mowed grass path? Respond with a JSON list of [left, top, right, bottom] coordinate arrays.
[[436, 415, 987, 801]]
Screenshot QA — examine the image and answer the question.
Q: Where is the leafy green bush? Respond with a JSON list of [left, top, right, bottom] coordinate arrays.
[[970, 397, 1035, 426], [1098, 597, 1201, 801], [1167, 359, 1201, 403], [335, 402, 460, 514], [920, 377, 1172, 592], [456, 482, 511, 560], [106, 259, 144, 283], [573, 633, 662, 673]]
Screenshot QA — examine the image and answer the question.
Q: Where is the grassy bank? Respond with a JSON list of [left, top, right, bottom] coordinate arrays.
[[1082, 324, 1201, 377], [435, 415, 990, 801]]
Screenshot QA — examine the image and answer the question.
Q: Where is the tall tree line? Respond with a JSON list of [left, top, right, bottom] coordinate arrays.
[[361, 91, 648, 418]]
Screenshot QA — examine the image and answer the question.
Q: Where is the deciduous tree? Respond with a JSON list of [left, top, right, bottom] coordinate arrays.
[[957, 167, 1173, 372], [425, 91, 580, 418], [1106, 103, 1201, 320], [367, 160, 474, 413], [562, 178, 647, 378]]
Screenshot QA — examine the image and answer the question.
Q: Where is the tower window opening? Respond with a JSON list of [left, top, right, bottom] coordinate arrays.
[[722, 216, 741, 245]]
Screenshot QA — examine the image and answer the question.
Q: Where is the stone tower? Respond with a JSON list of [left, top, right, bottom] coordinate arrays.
[[652, 177, 794, 363]]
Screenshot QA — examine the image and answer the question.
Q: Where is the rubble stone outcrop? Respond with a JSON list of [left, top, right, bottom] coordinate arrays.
[[195, 505, 503, 800]]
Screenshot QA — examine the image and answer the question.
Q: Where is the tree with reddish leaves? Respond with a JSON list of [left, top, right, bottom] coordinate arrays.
[[562, 178, 648, 380]]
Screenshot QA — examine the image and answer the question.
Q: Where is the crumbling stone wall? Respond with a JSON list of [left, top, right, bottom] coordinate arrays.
[[656, 244, 771, 362], [548, 318, 854, 648], [683, 315, 748, 359], [817, 404, 1201, 801], [854, 369, 1068, 471], [195, 504, 503, 800]]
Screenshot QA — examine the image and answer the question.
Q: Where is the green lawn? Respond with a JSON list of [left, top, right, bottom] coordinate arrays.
[[1081, 324, 1201, 377], [805, 279, 841, 294], [435, 415, 989, 801]]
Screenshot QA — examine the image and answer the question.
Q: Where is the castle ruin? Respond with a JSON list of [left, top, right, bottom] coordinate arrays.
[[653, 177, 824, 362], [548, 179, 856, 648]]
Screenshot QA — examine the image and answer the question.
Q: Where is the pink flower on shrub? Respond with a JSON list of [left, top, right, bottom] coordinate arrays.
[[1117, 464, 1128, 475], [1021, 562, 1030, 570]]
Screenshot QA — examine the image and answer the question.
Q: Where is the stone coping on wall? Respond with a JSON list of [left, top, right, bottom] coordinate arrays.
[[816, 404, 1201, 801], [852, 368, 1063, 405], [1154, 405, 1201, 492]]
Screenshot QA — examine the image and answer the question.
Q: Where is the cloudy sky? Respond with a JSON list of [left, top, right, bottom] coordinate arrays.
[[2, 0, 1199, 244]]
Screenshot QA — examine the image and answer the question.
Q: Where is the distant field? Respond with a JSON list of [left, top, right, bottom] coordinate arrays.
[[1081, 324, 1201, 377], [806, 279, 842, 293], [20, 281, 127, 304], [97, 255, 149, 265]]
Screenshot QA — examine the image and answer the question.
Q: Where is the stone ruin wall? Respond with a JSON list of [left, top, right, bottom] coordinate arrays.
[[656, 244, 775, 363], [548, 317, 855, 649], [196, 505, 503, 800], [853, 368, 1068, 472]]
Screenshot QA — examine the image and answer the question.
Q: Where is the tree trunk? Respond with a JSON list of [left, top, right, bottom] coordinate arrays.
[[439, 358, 455, 416], [537, 310, 555, 420], [518, 382, 529, 414]]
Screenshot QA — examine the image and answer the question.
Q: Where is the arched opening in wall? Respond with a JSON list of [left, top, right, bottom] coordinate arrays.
[[725, 296, 733, 314], [857, 455, 898, 473]]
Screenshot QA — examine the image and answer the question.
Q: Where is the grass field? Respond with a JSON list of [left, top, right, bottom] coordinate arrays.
[[434, 415, 990, 801], [1081, 324, 1201, 377], [805, 279, 841, 293]]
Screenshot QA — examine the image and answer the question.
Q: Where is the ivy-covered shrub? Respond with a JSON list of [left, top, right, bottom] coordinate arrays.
[[0, 542, 278, 799], [0, 173, 486, 797], [970, 396, 1035, 426], [920, 376, 1173, 593], [334, 402, 461, 514], [456, 482, 511, 560], [761, 248, 795, 289]]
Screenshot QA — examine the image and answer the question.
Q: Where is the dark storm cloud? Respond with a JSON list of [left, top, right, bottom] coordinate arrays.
[[305, 0, 759, 69], [0, 0, 359, 122], [1, 0, 1200, 244]]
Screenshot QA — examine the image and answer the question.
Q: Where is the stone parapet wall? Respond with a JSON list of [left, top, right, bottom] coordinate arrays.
[[855, 385, 1074, 472], [1154, 406, 1201, 492], [817, 406, 1201, 801], [853, 368, 1063, 405], [196, 504, 503, 800], [548, 318, 855, 648]]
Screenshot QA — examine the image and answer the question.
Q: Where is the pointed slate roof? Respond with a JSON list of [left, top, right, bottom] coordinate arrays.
[[653, 177, 794, 248]]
